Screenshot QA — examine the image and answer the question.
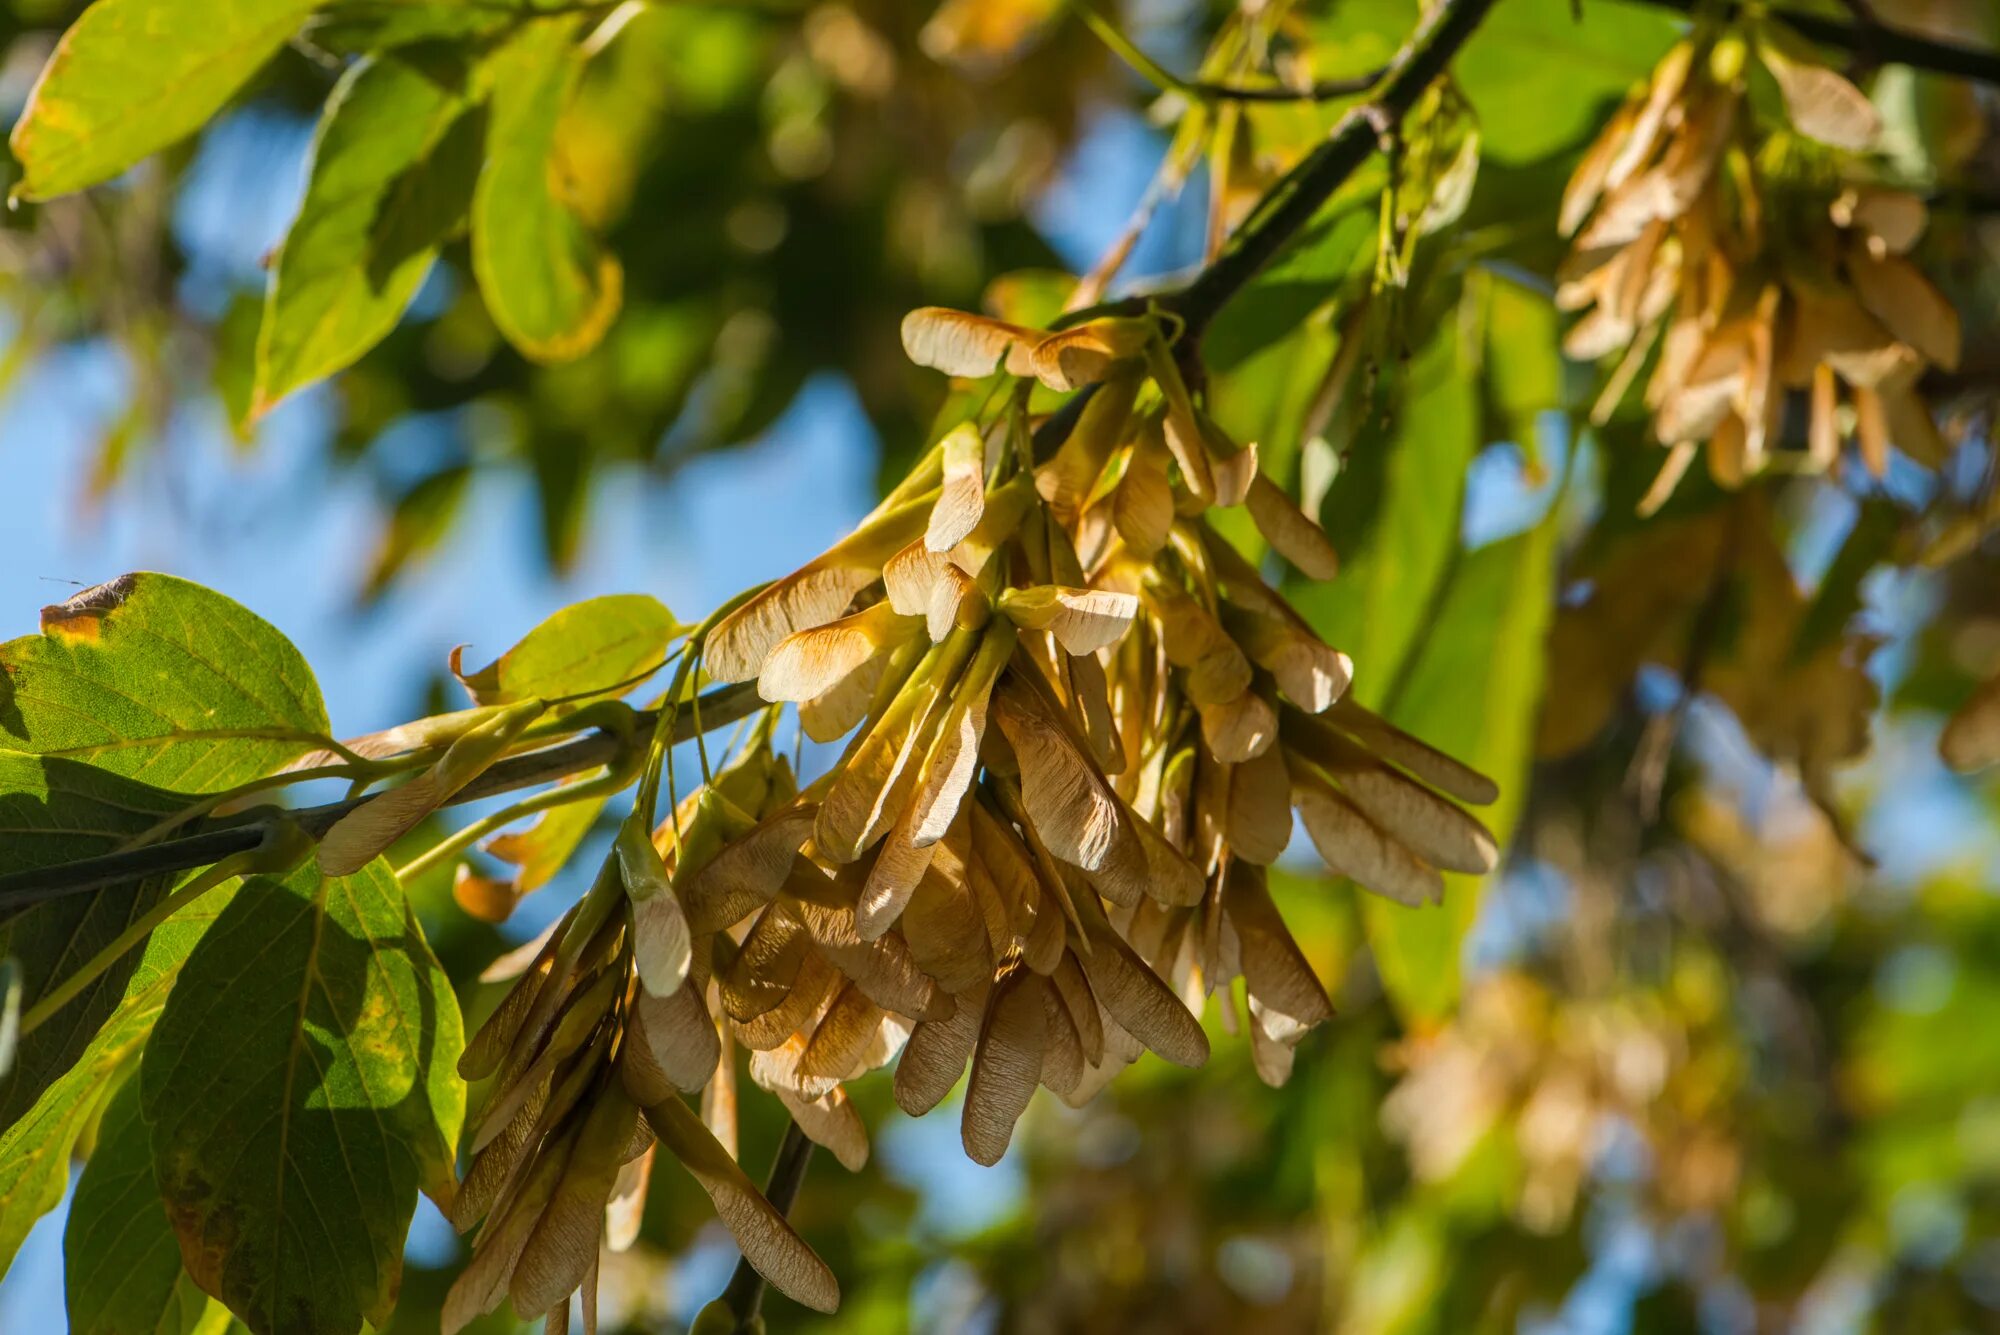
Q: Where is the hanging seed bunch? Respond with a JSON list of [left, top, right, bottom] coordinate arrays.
[[685, 302, 1499, 1154], [445, 725, 842, 1331], [1558, 20, 1961, 510], [445, 303, 1502, 1330]]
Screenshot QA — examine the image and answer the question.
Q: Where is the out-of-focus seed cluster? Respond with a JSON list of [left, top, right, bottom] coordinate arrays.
[[442, 304, 1500, 1331], [1558, 21, 1961, 511]]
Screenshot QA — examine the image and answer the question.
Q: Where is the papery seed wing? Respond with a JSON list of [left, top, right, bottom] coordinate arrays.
[[645, 1096, 841, 1312], [962, 969, 1048, 1164]]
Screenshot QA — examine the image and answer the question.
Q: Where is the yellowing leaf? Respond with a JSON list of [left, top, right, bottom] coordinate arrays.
[[472, 18, 623, 362], [10, 0, 317, 200]]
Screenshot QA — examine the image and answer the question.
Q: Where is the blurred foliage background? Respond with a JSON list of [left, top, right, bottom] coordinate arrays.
[[8, 0, 2000, 1331]]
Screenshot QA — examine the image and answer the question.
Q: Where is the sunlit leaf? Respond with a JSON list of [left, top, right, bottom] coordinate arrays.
[[452, 593, 683, 707], [471, 18, 623, 362], [10, 0, 318, 200], [1361, 519, 1555, 1023], [0, 573, 330, 790], [1296, 317, 1479, 696]]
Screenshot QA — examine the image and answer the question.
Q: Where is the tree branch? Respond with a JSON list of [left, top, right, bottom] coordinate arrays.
[[1166, 0, 1499, 340], [1029, 0, 1500, 470], [0, 681, 765, 910], [1632, 0, 2000, 88]]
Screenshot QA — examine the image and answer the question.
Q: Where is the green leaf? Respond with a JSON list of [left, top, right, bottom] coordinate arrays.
[[1453, 0, 1681, 163], [8, 0, 318, 200], [1204, 170, 1381, 372], [452, 592, 683, 707], [1360, 519, 1557, 1023], [0, 573, 330, 791], [1479, 271, 1563, 473], [0, 874, 239, 1270], [1312, 0, 1679, 165], [0, 752, 189, 1133], [1294, 317, 1480, 704], [310, 2, 521, 53], [253, 53, 485, 415], [362, 465, 473, 602], [471, 17, 624, 363], [142, 859, 464, 1335], [65, 1078, 218, 1335]]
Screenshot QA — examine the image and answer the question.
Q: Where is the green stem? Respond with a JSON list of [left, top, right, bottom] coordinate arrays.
[[394, 764, 631, 884], [20, 825, 308, 1036], [1069, 0, 1382, 102], [1070, 0, 1193, 96], [0, 682, 764, 911]]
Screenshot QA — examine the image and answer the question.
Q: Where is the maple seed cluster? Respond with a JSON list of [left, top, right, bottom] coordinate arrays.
[[441, 304, 1500, 1331], [1558, 23, 1960, 509]]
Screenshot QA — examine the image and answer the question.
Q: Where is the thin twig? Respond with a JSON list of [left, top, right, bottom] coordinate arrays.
[[1069, 0, 1381, 103], [1633, 0, 2000, 88], [1167, 0, 1500, 340], [1033, 0, 1500, 457], [0, 682, 763, 910]]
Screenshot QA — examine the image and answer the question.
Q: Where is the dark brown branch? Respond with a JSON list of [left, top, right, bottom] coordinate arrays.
[[0, 681, 764, 910], [1030, 0, 1502, 471], [1166, 0, 1500, 340], [1632, 0, 2000, 88]]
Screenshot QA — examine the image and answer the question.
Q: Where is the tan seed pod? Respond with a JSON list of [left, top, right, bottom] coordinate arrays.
[[680, 803, 816, 936], [512, 1087, 636, 1319], [1069, 891, 1208, 1068], [1200, 687, 1278, 763], [620, 980, 721, 1104], [1846, 245, 1961, 372], [1321, 699, 1498, 805], [900, 306, 1037, 378], [758, 601, 919, 705], [706, 501, 927, 683], [1245, 474, 1339, 580], [776, 1083, 872, 1171], [1293, 769, 1444, 907], [927, 421, 988, 552], [895, 973, 990, 1116], [962, 966, 1049, 1165], [1225, 862, 1335, 1029], [644, 1095, 841, 1313], [1227, 744, 1294, 866], [997, 585, 1139, 655], [1757, 22, 1879, 150]]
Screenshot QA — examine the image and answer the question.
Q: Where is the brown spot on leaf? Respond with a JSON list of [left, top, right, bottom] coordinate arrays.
[[39, 574, 137, 640]]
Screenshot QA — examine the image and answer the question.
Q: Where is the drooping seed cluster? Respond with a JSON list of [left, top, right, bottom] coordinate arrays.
[[441, 306, 1502, 1329], [1558, 22, 1961, 510]]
